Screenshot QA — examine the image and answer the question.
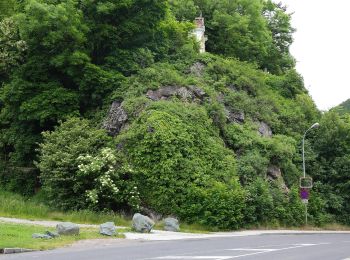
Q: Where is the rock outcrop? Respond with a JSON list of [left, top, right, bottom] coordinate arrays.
[[146, 85, 207, 102], [267, 165, 289, 193], [189, 62, 205, 77], [225, 108, 245, 124], [103, 101, 128, 136], [258, 121, 272, 137]]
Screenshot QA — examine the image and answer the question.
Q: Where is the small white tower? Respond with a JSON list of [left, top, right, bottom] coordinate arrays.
[[192, 15, 207, 53]]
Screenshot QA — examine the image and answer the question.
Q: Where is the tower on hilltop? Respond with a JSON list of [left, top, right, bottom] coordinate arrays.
[[192, 15, 207, 53]]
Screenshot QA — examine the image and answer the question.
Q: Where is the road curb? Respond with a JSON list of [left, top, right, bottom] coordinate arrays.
[[0, 248, 36, 254]]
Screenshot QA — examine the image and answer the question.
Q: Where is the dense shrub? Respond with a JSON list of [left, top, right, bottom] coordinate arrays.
[[179, 181, 245, 230], [36, 117, 111, 209], [117, 101, 245, 227]]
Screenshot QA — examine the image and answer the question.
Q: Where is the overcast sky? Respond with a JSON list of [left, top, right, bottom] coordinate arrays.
[[280, 0, 350, 110]]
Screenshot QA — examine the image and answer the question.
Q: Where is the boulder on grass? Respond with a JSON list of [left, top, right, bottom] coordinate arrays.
[[164, 217, 180, 232], [99, 222, 117, 236], [32, 233, 52, 239], [46, 231, 60, 238], [56, 222, 79, 235], [132, 213, 155, 233]]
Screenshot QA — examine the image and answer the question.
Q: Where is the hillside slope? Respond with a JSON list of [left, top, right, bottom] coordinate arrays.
[[332, 99, 350, 115], [3, 0, 350, 229]]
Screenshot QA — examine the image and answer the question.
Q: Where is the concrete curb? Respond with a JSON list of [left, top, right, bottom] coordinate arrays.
[[0, 217, 125, 229], [0, 248, 36, 254], [124, 229, 350, 241]]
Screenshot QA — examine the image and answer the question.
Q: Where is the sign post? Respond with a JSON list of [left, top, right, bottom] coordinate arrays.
[[300, 187, 310, 225]]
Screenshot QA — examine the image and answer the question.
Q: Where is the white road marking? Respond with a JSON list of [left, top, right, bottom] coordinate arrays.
[[224, 243, 318, 258], [227, 248, 276, 252], [154, 257, 232, 260], [152, 242, 328, 259]]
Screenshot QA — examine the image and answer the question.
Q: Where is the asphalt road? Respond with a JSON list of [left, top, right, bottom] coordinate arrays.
[[2, 233, 350, 260]]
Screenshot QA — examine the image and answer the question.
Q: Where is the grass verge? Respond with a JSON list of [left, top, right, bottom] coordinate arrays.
[[0, 190, 214, 233], [0, 222, 124, 250], [0, 190, 130, 226]]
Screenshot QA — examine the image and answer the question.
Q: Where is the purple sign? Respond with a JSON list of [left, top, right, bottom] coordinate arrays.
[[300, 188, 309, 200]]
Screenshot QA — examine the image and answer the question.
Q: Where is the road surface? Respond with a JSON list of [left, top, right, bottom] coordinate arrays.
[[2, 233, 350, 260]]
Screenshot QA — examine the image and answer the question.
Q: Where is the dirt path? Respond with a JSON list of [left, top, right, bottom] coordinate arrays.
[[0, 216, 99, 228]]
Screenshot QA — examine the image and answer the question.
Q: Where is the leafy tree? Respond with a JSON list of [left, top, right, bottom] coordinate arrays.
[[310, 112, 350, 223], [0, 0, 18, 20], [0, 17, 27, 81], [37, 118, 111, 209], [262, 0, 295, 73], [169, 0, 295, 73]]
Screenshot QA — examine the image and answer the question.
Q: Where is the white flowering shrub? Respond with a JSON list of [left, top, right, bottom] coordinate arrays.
[[37, 117, 140, 211], [77, 148, 141, 210]]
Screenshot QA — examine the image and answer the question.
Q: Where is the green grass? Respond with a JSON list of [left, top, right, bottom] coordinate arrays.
[[0, 222, 124, 250], [0, 190, 131, 226], [0, 190, 214, 233]]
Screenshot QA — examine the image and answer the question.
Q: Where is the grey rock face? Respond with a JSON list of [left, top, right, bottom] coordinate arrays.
[[99, 222, 117, 236], [217, 92, 225, 103], [146, 86, 177, 101], [177, 87, 193, 100], [103, 101, 128, 136], [32, 233, 52, 239], [267, 165, 289, 194], [56, 222, 79, 236], [164, 217, 180, 232], [267, 165, 281, 179], [225, 108, 245, 124], [189, 85, 207, 99], [189, 62, 205, 77], [132, 213, 155, 233], [258, 121, 272, 137], [146, 86, 207, 102]]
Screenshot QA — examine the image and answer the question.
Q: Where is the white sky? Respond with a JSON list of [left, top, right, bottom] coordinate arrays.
[[280, 0, 350, 110]]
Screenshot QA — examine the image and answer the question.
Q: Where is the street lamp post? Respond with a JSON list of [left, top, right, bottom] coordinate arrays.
[[301, 122, 319, 225]]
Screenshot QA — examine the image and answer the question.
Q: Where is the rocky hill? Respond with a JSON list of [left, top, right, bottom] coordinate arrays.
[[1, 0, 350, 229]]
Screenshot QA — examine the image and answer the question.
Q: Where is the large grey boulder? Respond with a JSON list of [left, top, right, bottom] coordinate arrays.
[[164, 218, 180, 232], [56, 222, 79, 236], [103, 101, 128, 136], [99, 222, 117, 236], [132, 213, 155, 233]]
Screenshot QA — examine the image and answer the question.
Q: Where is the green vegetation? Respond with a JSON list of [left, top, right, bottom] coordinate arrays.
[[332, 99, 350, 115], [0, 0, 350, 232], [0, 222, 124, 250]]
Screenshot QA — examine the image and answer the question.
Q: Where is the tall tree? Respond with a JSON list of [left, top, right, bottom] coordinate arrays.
[[262, 0, 295, 74]]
